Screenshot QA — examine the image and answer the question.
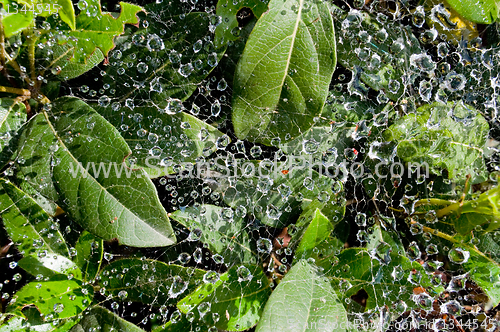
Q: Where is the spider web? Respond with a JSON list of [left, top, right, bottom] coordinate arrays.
[[2, 0, 500, 331]]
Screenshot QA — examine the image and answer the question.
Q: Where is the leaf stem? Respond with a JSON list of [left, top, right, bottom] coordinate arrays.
[[27, 30, 38, 82], [0, 85, 30, 96], [409, 219, 492, 263], [414, 198, 455, 208]]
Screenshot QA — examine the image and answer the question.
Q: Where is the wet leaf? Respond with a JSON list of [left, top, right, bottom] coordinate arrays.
[[215, 0, 270, 47], [255, 260, 348, 332], [104, 4, 227, 105], [170, 204, 257, 265], [152, 313, 210, 332], [95, 104, 224, 177], [0, 178, 68, 257], [69, 306, 145, 332], [56, 0, 142, 63], [7, 280, 93, 320], [232, 0, 336, 145], [445, 0, 499, 24], [215, 165, 340, 228], [317, 248, 443, 310], [178, 265, 271, 331], [74, 231, 103, 282], [99, 258, 205, 306], [12, 97, 175, 247], [384, 101, 489, 184], [290, 204, 337, 260], [333, 5, 422, 101], [0, 98, 26, 154]]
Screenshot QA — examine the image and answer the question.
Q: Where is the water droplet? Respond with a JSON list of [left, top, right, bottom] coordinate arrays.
[[256, 238, 273, 254], [448, 247, 469, 264]]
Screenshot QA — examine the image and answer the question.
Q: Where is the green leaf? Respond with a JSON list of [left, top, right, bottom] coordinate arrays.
[[1, 9, 33, 37], [383, 101, 489, 184], [48, 45, 104, 81], [316, 248, 443, 311], [0, 311, 78, 332], [419, 227, 500, 306], [0, 179, 82, 280], [69, 306, 145, 332], [170, 205, 257, 265], [255, 260, 348, 332], [0, 98, 26, 153], [446, 185, 500, 234], [178, 265, 271, 331], [57, 0, 142, 63], [99, 258, 205, 306], [17, 254, 82, 281], [74, 231, 103, 282], [152, 313, 210, 332], [333, 5, 422, 101], [291, 206, 335, 260], [103, 5, 227, 105], [7, 280, 93, 320], [215, 0, 270, 47], [94, 104, 224, 177], [232, 0, 336, 145], [463, 250, 500, 306], [41, 0, 76, 29], [445, 0, 499, 24], [279, 122, 355, 168], [12, 97, 175, 247], [214, 163, 342, 228]]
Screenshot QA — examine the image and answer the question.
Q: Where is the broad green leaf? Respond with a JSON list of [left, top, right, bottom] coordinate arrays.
[[152, 313, 209, 332], [41, 0, 76, 29], [74, 231, 103, 282], [94, 104, 224, 177], [69, 306, 145, 332], [0, 179, 65, 259], [316, 248, 443, 311], [48, 45, 104, 81], [17, 254, 82, 281], [0, 9, 33, 37], [323, 88, 390, 124], [0, 312, 78, 332], [420, 227, 500, 306], [445, 0, 499, 24], [279, 122, 355, 169], [12, 97, 175, 247], [255, 260, 347, 332], [215, 0, 270, 47], [443, 185, 500, 235], [56, 0, 142, 63], [366, 222, 404, 255], [383, 101, 489, 184], [291, 205, 335, 260], [0, 98, 26, 153], [170, 205, 257, 265], [99, 258, 205, 306], [333, 5, 422, 101], [103, 4, 227, 105], [0, 179, 82, 279], [214, 163, 342, 227], [7, 280, 93, 319], [463, 250, 500, 306], [232, 0, 336, 145], [178, 265, 271, 331]]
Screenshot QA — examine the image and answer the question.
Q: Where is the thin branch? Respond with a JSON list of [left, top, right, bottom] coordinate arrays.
[[0, 85, 30, 96]]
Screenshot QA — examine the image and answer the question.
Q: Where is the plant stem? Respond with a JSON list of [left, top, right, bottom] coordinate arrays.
[[0, 85, 30, 96], [414, 198, 455, 208], [409, 219, 492, 263]]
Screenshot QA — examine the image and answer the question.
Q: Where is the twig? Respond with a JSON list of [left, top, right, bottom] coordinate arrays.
[[0, 85, 30, 96]]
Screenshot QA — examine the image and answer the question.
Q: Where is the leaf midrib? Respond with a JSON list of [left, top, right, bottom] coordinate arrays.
[[41, 110, 171, 243]]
